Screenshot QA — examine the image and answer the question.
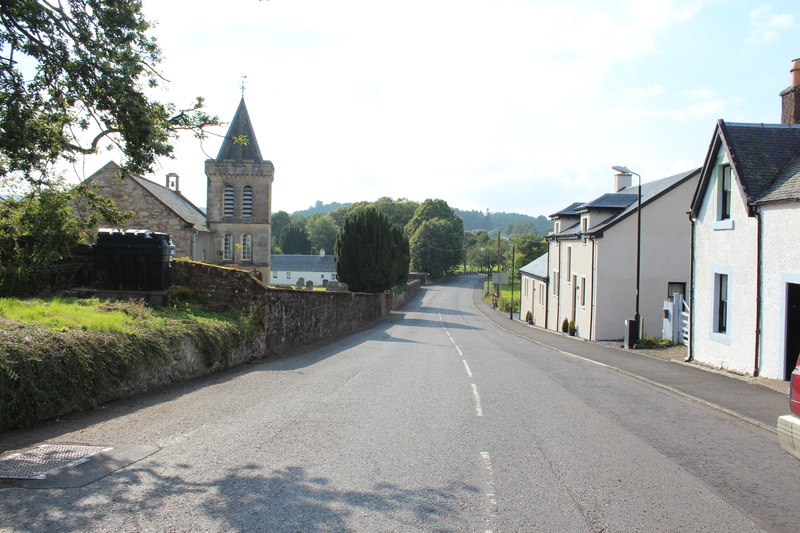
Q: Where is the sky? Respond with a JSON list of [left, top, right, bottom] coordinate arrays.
[[73, 0, 800, 217]]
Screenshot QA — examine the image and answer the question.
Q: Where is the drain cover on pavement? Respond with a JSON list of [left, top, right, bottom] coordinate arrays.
[[0, 444, 113, 480]]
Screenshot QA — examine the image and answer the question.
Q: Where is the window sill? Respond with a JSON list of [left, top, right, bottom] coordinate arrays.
[[709, 331, 731, 345], [711, 219, 734, 231]]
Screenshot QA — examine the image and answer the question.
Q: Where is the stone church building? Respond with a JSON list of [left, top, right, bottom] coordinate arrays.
[[78, 98, 275, 279]]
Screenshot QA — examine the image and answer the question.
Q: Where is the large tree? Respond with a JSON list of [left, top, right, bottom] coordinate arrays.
[[0, 1, 221, 289], [305, 213, 338, 254], [335, 207, 407, 293], [281, 225, 310, 255], [405, 199, 464, 278]]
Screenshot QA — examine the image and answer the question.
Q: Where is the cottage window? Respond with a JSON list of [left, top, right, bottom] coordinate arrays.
[[552, 271, 559, 296], [580, 276, 586, 307], [223, 186, 235, 217], [242, 186, 253, 217], [566, 247, 572, 280], [241, 234, 252, 261], [714, 273, 728, 334], [286, 271, 291, 279], [719, 165, 732, 220], [222, 234, 233, 261], [539, 282, 546, 306]]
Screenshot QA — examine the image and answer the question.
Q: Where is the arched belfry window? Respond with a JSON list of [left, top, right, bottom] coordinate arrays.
[[223, 185, 235, 217], [241, 234, 252, 261], [222, 234, 233, 261], [242, 186, 253, 217]]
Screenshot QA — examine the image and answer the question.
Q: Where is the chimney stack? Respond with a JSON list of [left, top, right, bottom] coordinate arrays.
[[614, 171, 632, 192], [780, 58, 800, 125], [166, 172, 180, 193]]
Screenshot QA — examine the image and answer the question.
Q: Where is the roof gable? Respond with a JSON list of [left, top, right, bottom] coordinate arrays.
[[692, 120, 800, 214]]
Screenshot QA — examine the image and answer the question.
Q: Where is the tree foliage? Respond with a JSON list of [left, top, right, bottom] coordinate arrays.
[[281, 224, 310, 255], [0, 0, 218, 182], [305, 213, 338, 254], [405, 199, 464, 278], [334, 207, 408, 293], [0, 1, 221, 288]]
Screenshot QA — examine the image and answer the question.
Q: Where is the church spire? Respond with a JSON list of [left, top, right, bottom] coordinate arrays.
[[215, 97, 263, 163]]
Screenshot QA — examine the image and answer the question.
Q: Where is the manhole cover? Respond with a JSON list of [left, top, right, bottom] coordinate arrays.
[[0, 444, 113, 480]]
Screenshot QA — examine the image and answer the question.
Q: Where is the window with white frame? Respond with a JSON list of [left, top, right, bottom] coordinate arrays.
[[286, 271, 291, 279], [552, 271, 559, 296], [580, 276, 586, 307], [566, 247, 572, 281], [241, 234, 252, 261], [714, 273, 728, 334], [222, 234, 233, 261], [223, 186, 235, 217], [539, 282, 545, 306], [242, 186, 253, 217], [719, 165, 732, 221]]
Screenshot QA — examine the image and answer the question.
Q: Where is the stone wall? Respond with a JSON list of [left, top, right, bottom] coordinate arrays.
[[172, 260, 410, 356]]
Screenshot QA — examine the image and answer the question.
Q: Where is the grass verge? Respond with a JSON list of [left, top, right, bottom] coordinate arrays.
[[0, 297, 262, 429]]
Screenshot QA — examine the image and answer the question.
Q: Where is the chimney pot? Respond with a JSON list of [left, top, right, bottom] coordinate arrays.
[[792, 58, 800, 86]]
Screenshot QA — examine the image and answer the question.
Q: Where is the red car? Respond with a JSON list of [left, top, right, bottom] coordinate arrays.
[[778, 362, 800, 460]]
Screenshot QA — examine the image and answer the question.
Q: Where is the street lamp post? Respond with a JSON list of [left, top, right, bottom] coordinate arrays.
[[612, 165, 642, 348]]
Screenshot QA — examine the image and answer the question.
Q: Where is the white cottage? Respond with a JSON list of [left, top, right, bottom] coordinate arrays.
[[688, 61, 800, 380], [546, 168, 700, 341], [270, 251, 336, 287]]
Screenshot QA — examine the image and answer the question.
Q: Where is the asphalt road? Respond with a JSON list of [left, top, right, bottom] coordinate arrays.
[[1, 275, 799, 532]]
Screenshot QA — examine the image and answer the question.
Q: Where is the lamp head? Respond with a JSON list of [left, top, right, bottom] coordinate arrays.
[[612, 165, 631, 174]]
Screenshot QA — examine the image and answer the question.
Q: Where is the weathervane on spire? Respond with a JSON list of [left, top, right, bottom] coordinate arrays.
[[240, 74, 248, 97]]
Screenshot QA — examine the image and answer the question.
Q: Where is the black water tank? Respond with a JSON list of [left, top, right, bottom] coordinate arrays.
[[92, 229, 174, 291]]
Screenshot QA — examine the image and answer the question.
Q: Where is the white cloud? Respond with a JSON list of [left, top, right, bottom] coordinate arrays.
[[747, 5, 799, 43]]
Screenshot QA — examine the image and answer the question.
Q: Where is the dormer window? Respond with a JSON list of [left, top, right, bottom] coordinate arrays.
[[223, 185, 235, 217], [719, 165, 732, 220], [242, 186, 253, 217]]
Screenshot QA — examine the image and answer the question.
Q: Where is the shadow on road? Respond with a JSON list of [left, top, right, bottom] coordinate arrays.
[[0, 459, 480, 532]]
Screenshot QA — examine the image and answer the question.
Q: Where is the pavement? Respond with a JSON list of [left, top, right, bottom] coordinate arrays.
[[472, 288, 789, 434]]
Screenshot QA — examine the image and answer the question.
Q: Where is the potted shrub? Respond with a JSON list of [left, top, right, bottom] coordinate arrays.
[[568, 320, 577, 336], [562, 318, 569, 333], [525, 310, 533, 324]]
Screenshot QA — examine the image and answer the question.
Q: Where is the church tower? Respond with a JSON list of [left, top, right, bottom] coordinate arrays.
[[205, 98, 274, 280]]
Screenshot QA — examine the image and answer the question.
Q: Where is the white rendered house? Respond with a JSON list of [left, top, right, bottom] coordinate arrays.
[[271, 251, 336, 287], [689, 62, 800, 380], [546, 168, 700, 341]]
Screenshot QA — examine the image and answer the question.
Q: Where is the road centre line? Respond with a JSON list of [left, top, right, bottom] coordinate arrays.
[[462, 359, 473, 378], [456, 345, 463, 356], [471, 384, 484, 417]]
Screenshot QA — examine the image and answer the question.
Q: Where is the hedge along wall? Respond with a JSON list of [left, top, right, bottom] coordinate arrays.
[[172, 261, 410, 356]]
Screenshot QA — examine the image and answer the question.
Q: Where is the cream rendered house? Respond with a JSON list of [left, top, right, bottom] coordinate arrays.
[[689, 61, 800, 380], [519, 253, 548, 326], [546, 169, 700, 340]]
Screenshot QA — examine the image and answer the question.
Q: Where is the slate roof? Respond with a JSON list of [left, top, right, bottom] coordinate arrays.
[[271, 254, 336, 272], [719, 121, 800, 205], [129, 173, 211, 232], [550, 168, 700, 239], [216, 98, 264, 163], [550, 202, 584, 218], [519, 253, 548, 280], [578, 193, 638, 211]]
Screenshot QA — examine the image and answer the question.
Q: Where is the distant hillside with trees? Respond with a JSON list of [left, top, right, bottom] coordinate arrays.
[[290, 201, 552, 235]]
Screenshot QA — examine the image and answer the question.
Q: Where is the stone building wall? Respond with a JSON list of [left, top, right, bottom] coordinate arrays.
[[79, 162, 197, 259]]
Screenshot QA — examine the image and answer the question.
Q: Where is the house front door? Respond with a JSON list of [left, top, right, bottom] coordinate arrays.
[[785, 283, 800, 380]]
